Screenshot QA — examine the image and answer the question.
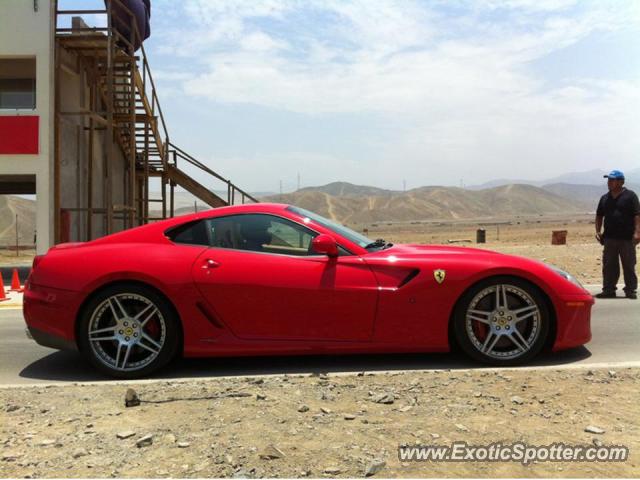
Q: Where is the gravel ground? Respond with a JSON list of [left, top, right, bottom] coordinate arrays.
[[1, 367, 638, 478]]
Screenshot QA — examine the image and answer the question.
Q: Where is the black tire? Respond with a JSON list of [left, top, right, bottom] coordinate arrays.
[[453, 276, 550, 366], [77, 283, 180, 379]]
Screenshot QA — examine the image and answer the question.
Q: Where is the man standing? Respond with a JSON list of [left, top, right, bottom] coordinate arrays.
[[595, 170, 640, 299]]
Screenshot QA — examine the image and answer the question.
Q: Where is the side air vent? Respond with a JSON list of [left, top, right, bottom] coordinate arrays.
[[196, 301, 224, 329], [398, 269, 420, 288]]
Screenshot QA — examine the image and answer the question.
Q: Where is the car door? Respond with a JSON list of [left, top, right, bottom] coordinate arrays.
[[190, 213, 379, 342]]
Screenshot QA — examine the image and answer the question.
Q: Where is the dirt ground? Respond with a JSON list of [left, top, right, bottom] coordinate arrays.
[[1, 213, 636, 479], [365, 214, 603, 285], [1, 367, 638, 478]]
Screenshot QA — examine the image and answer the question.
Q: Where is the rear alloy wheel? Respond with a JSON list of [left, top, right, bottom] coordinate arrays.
[[453, 277, 550, 365], [78, 284, 179, 378]]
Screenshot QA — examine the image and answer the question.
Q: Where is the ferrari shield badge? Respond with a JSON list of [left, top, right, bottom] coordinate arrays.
[[433, 269, 446, 284]]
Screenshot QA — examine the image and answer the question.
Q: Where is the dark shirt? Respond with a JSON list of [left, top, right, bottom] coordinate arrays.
[[596, 188, 640, 240]]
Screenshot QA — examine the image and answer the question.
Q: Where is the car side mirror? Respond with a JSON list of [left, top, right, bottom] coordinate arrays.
[[312, 234, 339, 257]]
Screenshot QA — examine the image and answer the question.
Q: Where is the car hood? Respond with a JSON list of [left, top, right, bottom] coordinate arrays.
[[370, 243, 505, 259]]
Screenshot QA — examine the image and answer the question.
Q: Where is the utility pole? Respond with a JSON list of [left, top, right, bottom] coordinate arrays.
[[297, 173, 301, 191], [279, 180, 283, 201], [15, 214, 19, 257], [403, 179, 406, 192], [194, 201, 197, 213]]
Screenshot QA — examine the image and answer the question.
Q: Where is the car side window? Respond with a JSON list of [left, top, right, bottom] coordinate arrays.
[[166, 220, 210, 246], [209, 214, 318, 256]]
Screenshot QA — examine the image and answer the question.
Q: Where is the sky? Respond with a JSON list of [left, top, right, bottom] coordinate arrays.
[[62, 0, 640, 192]]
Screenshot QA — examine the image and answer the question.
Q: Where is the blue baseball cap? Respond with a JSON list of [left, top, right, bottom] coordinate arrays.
[[604, 170, 625, 180]]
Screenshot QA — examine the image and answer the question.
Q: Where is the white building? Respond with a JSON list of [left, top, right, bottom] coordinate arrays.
[[0, 0, 255, 254], [0, 1, 55, 253]]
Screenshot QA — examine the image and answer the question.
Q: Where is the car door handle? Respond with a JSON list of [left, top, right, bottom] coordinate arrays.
[[201, 259, 220, 269]]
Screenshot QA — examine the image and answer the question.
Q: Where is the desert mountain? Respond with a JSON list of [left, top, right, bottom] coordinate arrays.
[[264, 182, 589, 224], [298, 182, 399, 197], [470, 167, 640, 189], [541, 183, 607, 208], [0, 195, 36, 246], [0, 176, 618, 243]]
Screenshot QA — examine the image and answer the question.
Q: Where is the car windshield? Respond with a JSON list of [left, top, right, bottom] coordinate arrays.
[[286, 206, 375, 248]]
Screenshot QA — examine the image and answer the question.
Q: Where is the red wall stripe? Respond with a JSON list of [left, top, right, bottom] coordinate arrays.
[[0, 116, 39, 154]]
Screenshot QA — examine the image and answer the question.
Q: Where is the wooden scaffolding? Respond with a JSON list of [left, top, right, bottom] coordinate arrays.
[[54, 0, 257, 243]]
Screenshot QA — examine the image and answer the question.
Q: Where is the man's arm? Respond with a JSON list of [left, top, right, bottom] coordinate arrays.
[[632, 192, 640, 245], [595, 216, 604, 244], [595, 196, 605, 244]]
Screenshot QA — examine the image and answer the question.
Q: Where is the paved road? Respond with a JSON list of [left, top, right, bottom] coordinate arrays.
[[1, 290, 638, 385]]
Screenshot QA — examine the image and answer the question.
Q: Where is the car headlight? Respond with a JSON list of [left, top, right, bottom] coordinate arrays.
[[547, 264, 584, 289]]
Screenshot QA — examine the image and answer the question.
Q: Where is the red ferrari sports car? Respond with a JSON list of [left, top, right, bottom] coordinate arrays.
[[24, 203, 593, 378]]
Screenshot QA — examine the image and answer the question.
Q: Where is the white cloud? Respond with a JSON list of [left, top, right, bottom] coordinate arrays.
[[164, 0, 636, 114], [149, 0, 640, 186], [480, 0, 578, 12]]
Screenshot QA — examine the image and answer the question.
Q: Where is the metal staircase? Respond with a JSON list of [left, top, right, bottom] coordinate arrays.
[[99, 17, 258, 221], [55, 0, 257, 238]]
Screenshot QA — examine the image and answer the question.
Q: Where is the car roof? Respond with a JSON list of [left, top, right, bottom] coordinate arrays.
[[89, 203, 291, 245], [88, 202, 368, 254]]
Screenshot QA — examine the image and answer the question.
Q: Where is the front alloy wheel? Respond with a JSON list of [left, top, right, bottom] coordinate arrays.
[[454, 277, 550, 365], [78, 284, 179, 378]]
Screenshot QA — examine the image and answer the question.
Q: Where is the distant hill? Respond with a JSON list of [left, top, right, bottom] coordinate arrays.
[[542, 182, 640, 209], [3, 176, 629, 245], [264, 183, 589, 224], [541, 183, 603, 209], [470, 167, 640, 189], [298, 181, 399, 197], [545, 167, 640, 186], [0, 195, 36, 246]]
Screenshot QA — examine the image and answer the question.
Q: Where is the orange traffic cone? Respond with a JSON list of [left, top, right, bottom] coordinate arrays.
[[9, 268, 23, 292], [0, 272, 9, 302]]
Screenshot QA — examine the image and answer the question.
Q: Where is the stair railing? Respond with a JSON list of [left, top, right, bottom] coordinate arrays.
[[168, 143, 259, 205]]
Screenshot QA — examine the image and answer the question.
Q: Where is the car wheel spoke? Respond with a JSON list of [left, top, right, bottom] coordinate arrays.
[[481, 332, 500, 354], [109, 296, 129, 320], [139, 307, 159, 327], [89, 326, 116, 336], [466, 309, 492, 324], [134, 303, 154, 321], [114, 342, 123, 368], [513, 305, 538, 323], [494, 284, 509, 310], [509, 329, 530, 352], [137, 339, 160, 355], [140, 333, 162, 352], [116, 343, 132, 370], [90, 335, 117, 342]]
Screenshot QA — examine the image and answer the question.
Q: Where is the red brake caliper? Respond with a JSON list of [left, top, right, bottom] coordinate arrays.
[[145, 316, 160, 337], [472, 321, 488, 342]]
